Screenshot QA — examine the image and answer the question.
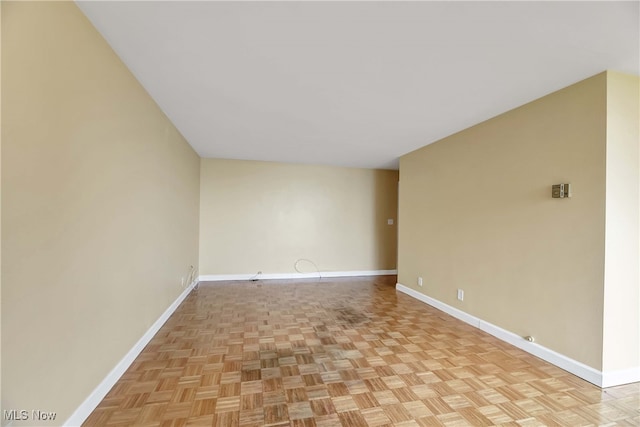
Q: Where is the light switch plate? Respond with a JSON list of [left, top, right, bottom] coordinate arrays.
[[552, 183, 571, 198]]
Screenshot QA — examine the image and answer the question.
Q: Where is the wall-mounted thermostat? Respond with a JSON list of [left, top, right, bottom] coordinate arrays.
[[552, 183, 571, 198]]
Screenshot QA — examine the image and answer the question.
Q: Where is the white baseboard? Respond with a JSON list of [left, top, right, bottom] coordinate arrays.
[[476, 316, 601, 386], [396, 283, 638, 388], [602, 367, 640, 388], [199, 270, 397, 282], [64, 279, 199, 427], [396, 285, 481, 328]]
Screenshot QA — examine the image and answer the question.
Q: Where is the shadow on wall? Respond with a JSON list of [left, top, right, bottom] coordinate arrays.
[[373, 170, 399, 270]]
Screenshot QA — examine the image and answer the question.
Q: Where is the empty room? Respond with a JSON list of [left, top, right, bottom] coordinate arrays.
[[2, 1, 639, 426]]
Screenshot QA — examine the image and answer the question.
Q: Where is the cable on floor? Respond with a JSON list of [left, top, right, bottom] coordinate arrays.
[[294, 258, 322, 279]]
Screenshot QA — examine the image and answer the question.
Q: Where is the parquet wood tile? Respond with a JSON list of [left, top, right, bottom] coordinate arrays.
[[84, 276, 640, 426]]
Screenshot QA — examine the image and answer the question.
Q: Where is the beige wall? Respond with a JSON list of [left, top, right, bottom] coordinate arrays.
[[200, 159, 398, 275], [398, 73, 608, 369], [602, 72, 640, 373], [1, 2, 200, 424]]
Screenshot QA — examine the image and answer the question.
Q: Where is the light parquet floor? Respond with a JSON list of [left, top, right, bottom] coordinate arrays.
[[84, 276, 640, 426]]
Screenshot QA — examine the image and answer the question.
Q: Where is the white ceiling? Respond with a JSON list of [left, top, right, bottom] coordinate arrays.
[[77, 1, 639, 170]]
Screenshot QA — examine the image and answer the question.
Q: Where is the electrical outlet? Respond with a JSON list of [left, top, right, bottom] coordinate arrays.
[[181, 277, 186, 287], [418, 277, 423, 287], [457, 289, 464, 301]]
